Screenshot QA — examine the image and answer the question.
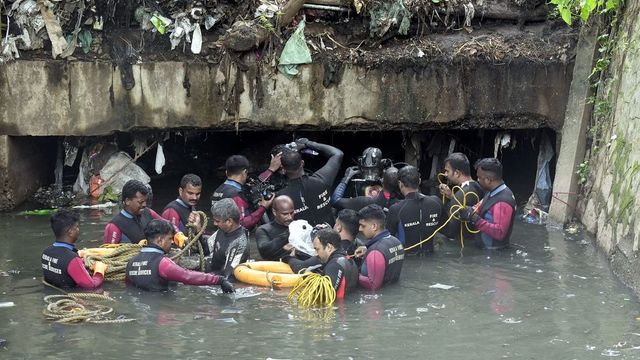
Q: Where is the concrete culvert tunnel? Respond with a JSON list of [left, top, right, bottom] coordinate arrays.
[[2, 128, 556, 213]]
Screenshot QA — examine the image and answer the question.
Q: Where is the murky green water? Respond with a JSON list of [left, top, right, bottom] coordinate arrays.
[[1, 208, 640, 359]]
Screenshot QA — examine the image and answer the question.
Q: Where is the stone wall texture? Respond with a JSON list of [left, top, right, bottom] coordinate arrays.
[[578, 0, 640, 292]]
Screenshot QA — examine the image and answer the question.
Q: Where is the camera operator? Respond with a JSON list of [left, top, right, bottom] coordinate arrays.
[[276, 138, 343, 226], [332, 166, 402, 212], [211, 154, 281, 231]]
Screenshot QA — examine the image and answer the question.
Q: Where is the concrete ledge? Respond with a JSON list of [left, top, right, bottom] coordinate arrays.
[[0, 59, 573, 136]]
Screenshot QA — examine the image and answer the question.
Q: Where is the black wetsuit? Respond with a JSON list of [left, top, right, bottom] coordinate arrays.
[[386, 191, 442, 255], [323, 250, 359, 299], [255, 221, 291, 261], [276, 141, 343, 226], [289, 238, 356, 273], [202, 227, 249, 278], [442, 180, 485, 242], [333, 190, 400, 212]]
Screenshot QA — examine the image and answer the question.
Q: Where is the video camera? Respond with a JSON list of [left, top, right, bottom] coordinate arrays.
[[244, 177, 283, 206]]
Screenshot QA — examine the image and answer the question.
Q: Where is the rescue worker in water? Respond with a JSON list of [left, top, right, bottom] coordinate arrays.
[[355, 204, 405, 291], [126, 220, 235, 292], [162, 173, 203, 233], [42, 209, 108, 289], [458, 158, 516, 250], [312, 228, 359, 299], [104, 179, 187, 247]]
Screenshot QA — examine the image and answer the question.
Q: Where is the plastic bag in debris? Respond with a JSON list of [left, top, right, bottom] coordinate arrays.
[[191, 23, 202, 54], [255, 3, 280, 18], [525, 133, 554, 211], [278, 21, 312, 77], [63, 141, 78, 167], [78, 29, 92, 54], [288, 219, 316, 257], [73, 143, 118, 194], [369, 0, 411, 38], [150, 14, 172, 34], [170, 17, 194, 50], [97, 152, 150, 195], [155, 143, 166, 175]]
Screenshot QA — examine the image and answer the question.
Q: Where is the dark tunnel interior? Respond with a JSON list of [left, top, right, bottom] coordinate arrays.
[[46, 128, 556, 213]]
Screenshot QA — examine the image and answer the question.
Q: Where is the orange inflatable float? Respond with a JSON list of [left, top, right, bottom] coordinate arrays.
[[233, 261, 306, 288]]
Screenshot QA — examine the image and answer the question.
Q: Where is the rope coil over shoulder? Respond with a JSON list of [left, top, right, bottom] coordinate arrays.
[[403, 174, 481, 253]]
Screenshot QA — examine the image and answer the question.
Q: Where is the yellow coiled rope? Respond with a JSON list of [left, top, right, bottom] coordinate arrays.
[[82, 211, 208, 279], [404, 177, 481, 253], [288, 273, 336, 308], [83, 243, 144, 281]]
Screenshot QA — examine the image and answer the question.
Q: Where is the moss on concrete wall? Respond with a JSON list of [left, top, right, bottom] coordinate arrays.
[[579, 0, 640, 290]]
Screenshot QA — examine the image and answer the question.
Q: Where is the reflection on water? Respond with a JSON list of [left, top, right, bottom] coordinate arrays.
[[1, 210, 640, 359]]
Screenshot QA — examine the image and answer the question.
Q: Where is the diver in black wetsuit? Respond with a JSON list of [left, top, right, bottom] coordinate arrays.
[[255, 195, 295, 261], [276, 138, 343, 227], [289, 209, 361, 273], [438, 152, 485, 242], [386, 166, 442, 255], [332, 166, 402, 212], [198, 198, 249, 278]]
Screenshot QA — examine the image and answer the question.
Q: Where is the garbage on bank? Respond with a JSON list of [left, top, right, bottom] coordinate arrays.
[[30, 137, 158, 209], [1, 0, 560, 75]]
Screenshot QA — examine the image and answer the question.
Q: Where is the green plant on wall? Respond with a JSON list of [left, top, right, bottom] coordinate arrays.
[[576, 160, 590, 185], [550, 0, 621, 25]]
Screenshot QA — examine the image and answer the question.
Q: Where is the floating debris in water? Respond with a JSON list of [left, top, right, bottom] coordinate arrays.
[[549, 338, 570, 344], [7, 270, 20, 275], [566, 294, 576, 298], [535, 269, 543, 273], [429, 283, 454, 290], [221, 309, 244, 314], [601, 350, 622, 357], [0, 339, 6, 347], [501, 318, 522, 324], [0, 302, 15, 308], [72, 202, 118, 209], [358, 294, 382, 304], [231, 287, 262, 299], [416, 308, 429, 313], [585, 344, 596, 351], [573, 274, 587, 280], [217, 318, 238, 324], [427, 303, 446, 309]]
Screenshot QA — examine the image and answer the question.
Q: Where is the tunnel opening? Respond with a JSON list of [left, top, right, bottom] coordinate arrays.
[[16, 128, 556, 214]]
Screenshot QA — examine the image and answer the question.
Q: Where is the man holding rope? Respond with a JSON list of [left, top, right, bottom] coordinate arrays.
[[386, 166, 442, 255], [126, 220, 234, 292], [439, 153, 485, 243], [42, 209, 108, 289], [458, 158, 516, 250], [162, 174, 203, 233], [103, 180, 187, 247]]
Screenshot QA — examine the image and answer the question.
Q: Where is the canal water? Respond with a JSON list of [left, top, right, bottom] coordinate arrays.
[[1, 207, 640, 359]]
